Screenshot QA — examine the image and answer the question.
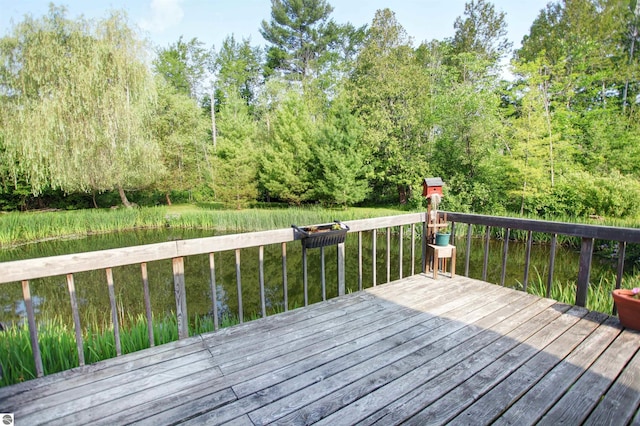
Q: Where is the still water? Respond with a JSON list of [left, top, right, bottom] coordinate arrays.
[[0, 228, 620, 328]]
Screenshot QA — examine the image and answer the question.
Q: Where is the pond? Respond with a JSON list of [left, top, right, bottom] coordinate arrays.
[[0, 227, 623, 329]]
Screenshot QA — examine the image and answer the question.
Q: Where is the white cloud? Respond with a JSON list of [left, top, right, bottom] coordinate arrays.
[[139, 0, 185, 33]]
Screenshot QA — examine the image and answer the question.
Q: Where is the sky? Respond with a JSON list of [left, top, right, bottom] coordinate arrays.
[[1, 0, 549, 55]]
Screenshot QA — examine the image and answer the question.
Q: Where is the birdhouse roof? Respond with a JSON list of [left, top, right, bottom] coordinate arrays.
[[423, 177, 444, 187]]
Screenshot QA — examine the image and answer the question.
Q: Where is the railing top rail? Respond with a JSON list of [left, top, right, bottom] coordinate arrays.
[[446, 211, 640, 243], [0, 212, 426, 284]]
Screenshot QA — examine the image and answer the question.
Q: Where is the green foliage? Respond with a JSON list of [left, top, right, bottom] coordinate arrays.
[[0, 7, 163, 199], [259, 90, 316, 205], [313, 93, 370, 206]]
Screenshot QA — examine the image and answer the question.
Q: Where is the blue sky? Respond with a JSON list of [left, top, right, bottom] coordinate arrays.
[[1, 0, 548, 54]]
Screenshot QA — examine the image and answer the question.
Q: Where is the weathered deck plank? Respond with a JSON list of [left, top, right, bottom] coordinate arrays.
[[1, 274, 639, 426]]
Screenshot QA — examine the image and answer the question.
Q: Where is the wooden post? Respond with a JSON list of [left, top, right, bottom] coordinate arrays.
[[302, 247, 308, 306], [358, 231, 363, 291], [235, 249, 243, 323], [105, 268, 122, 356], [410, 224, 416, 276], [172, 257, 188, 339], [482, 226, 491, 282], [372, 229, 377, 286], [259, 246, 266, 318], [576, 237, 594, 307], [209, 253, 219, 330], [320, 246, 326, 301], [140, 262, 154, 346], [500, 228, 510, 287], [523, 231, 533, 292], [399, 225, 404, 280], [465, 224, 472, 277], [386, 227, 391, 283], [613, 241, 626, 315], [282, 243, 288, 312], [337, 242, 345, 296], [546, 234, 557, 298], [21, 280, 44, 377], [66, 273, 85, 366]]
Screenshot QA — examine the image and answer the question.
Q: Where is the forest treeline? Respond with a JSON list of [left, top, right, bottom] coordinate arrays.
[[1, 0, 639, 218]]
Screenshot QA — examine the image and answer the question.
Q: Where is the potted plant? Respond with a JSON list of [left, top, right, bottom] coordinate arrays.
[[612, 287, 640, 331], [292, 221, 349, 249], [435, 224, 451, 247]]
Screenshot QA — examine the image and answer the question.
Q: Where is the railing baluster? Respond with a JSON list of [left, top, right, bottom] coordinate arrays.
[[546, 234, 557, 298], [465, 224, 472, 277], [614, 241, 626, 315], [411, 224, 416, 276], [209, 253, 219, 331], [302, 246, 308, 306], [172, 257, 188, 339], [358, 231, 363, 291], [320, 246, 326, 301], [259, 246, 266, 318], [21, 280, 44, 377], [421, 221, 427, 273], [337, 242, 345, 296], [523, 231, 533, 293], [282, 243, 288, 312], [399, 225, 404, 280], [482, 226, 491, 282], [386, 227, 391, 283], [105, 268, 122, 356], [575, 237, 594, 307], [140, 262, 154, 346], [66, 273, 85, 366], [235, 249, 243, 323], [500, 228, 510, 287], [372, 229, 377, 287]]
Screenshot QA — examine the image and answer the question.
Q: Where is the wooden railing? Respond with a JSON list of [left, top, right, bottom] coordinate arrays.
[[0, 213, 426, 378], [3, 210, 639, 379], [445, 211, 640, 309]]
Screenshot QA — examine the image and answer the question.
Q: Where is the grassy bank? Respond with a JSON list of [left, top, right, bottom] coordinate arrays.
[[0, 204, 410, 248]]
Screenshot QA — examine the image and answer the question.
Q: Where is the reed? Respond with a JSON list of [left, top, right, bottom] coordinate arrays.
[[521, 267, 620, 314], [0, 205, 407, 248], [0, 305, 285, 388]]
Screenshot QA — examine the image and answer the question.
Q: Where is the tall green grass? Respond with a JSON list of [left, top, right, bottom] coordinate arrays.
[[518, 266, 640, 314], [0, 306, 280, 388], [0, 205, 408, 248]]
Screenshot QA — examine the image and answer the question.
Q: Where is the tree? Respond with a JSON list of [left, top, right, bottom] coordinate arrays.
[[450, 0, 511, 80], [313, 94, 370, 206], [212, 35, 263, 107], [212, 91, 259, 208], [151, 79, 210, 205], [349, 9, 431, 204], [260, 0, 339, 79], [259, 90, 316, 204], [0, 6, 163, 207], [153, 36, 212, 102]]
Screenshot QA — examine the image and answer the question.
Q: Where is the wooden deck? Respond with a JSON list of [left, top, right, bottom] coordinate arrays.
[[1, 274, 639, 425]]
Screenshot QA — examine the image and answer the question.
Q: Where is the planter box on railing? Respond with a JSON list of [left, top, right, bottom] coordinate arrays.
[[292, 221, 349, 249]]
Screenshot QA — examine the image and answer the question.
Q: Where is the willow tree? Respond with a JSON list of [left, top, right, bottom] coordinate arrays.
[[0, 6, 163, 206]]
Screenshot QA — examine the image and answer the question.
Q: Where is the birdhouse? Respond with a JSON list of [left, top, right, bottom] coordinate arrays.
[[422, 177, 444, 198]]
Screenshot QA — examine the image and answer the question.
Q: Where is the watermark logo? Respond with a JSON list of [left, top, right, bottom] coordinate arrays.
[[1, 414, 13, 426]]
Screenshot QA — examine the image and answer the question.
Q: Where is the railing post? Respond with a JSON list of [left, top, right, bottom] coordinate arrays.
[[235, 249, 243, 323], [465, 224, 472, 277], [21, 280, 44, 377], [105, 268, 122, 356], [337, 242, 346, 296], [500, 228, 510, 286], [576, 237, 594, 307], [613, 241, 626, 315], [66, 273, 85, 366], [140, 262, 155, 346], [282, 242, 288, 312], [172, 257, 189, 339], [546, 234, 557, 298]]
